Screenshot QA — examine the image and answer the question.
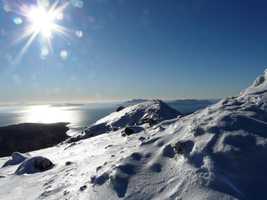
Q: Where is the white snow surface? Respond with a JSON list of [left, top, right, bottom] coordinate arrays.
[[241, 69, 267, 96], [1, 70, 267, 200]]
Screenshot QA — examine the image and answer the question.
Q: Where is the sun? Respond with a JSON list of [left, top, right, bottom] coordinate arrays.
[[14, 1, 69, 61], [27, 6, 58, 39]]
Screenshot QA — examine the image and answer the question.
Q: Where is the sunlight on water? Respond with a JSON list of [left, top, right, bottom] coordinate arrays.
[[21, 105, 80, 125], [0, 103, 116, 132]]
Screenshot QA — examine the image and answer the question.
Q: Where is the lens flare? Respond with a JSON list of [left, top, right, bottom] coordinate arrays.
[[14, 0, 69, 61]]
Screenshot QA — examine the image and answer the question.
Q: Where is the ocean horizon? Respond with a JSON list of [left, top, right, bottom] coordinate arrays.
[[0, 100, 215, 134]]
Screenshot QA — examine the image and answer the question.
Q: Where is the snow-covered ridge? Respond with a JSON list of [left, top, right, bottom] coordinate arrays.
[[87, 70, 267, 199], [83, 99, 181, 137], [1, 70, 267, 200], [241, 69, 267, 96]]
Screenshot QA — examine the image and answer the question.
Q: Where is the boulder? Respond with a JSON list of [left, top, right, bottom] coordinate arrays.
[[174, 140, 194, 155], [122, 126, 144, 137], [116, 106, 125, 112], [2, 152, 29, 168], [15, 156, 54, 175]]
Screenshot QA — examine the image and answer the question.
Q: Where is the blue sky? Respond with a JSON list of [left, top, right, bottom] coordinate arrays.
[[0, 0, 267, 103]]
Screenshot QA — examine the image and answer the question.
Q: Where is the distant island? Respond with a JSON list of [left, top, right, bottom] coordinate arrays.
[[0, 123, 69, 157]]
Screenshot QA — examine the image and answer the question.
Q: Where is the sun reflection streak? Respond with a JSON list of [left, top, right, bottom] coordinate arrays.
[[21, 105, 80, 125]]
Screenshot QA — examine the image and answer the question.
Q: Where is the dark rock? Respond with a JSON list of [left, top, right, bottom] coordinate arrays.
[[79, 185, 87, 191], [116, 106, 125, 112], [156, 140, 165, 147], [65, 161, 73, 166], [90, 175, 96, 184], [112, 127, 119, 131], [105, 144, 113, 149], [130, 152, 142, 161], [64, 142, 77, 150], [66, 135, 83, 143], [15, 156, 54, 175], [124, 127, 135, 136], [63, 190, 70, 196], [110, 173, 129, 198], [122, 126, 143, 136], [91, 172, 109, 185], [142, 118, 158, 126], [174, 140, 194, 155], [138, 136, 146, 141], [145, 152, 152, 158], [194, 127, 205, 136], [162, 144, 175, 158], [34, 157, 54, 172], [96, 166, 102, 171], [141, 137, 161, 146], [2, 152, 28, 168], [117, 164, 137, 175], [150, 163, 162, 172]]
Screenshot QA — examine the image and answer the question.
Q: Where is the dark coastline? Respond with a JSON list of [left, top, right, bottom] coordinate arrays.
[[0, 123, 69, 157]]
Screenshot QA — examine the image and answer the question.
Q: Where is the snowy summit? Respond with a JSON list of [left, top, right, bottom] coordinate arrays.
[[82, 99, 181, 138], [1, 70, 267, 200]]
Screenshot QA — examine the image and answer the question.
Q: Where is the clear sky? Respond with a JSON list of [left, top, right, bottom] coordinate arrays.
[[0, 0, 267, 104]]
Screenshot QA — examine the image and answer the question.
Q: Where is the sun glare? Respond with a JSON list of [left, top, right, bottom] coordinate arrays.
[[27, 6, 58, 39], [14, 1, 69, 61], [22, 105, 79, 125]]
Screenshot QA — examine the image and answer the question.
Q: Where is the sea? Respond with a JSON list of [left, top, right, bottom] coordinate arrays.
[[0, 101, 214, 135]]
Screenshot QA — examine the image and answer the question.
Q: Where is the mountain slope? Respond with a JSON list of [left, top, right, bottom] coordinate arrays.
[[1, 70, 267, 200], [83, 99, 181, 137]]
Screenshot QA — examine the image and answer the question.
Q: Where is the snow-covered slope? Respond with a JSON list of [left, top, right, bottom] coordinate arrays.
[[1, 70, 267, 200], [241, 69, 267, 96], [83, 100, 181, 137]]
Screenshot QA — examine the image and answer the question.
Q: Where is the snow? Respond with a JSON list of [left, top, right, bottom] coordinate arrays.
[[1, 70, 267, 199], [83, 99, 181, 138], [241, 69, 267, 96]]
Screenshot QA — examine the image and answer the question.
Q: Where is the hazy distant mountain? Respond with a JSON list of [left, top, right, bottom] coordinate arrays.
[[167, 99, 218, 104], [166, 99, 219, 114], [121, 99, 148, 107], [121, 98, 218, 114]]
